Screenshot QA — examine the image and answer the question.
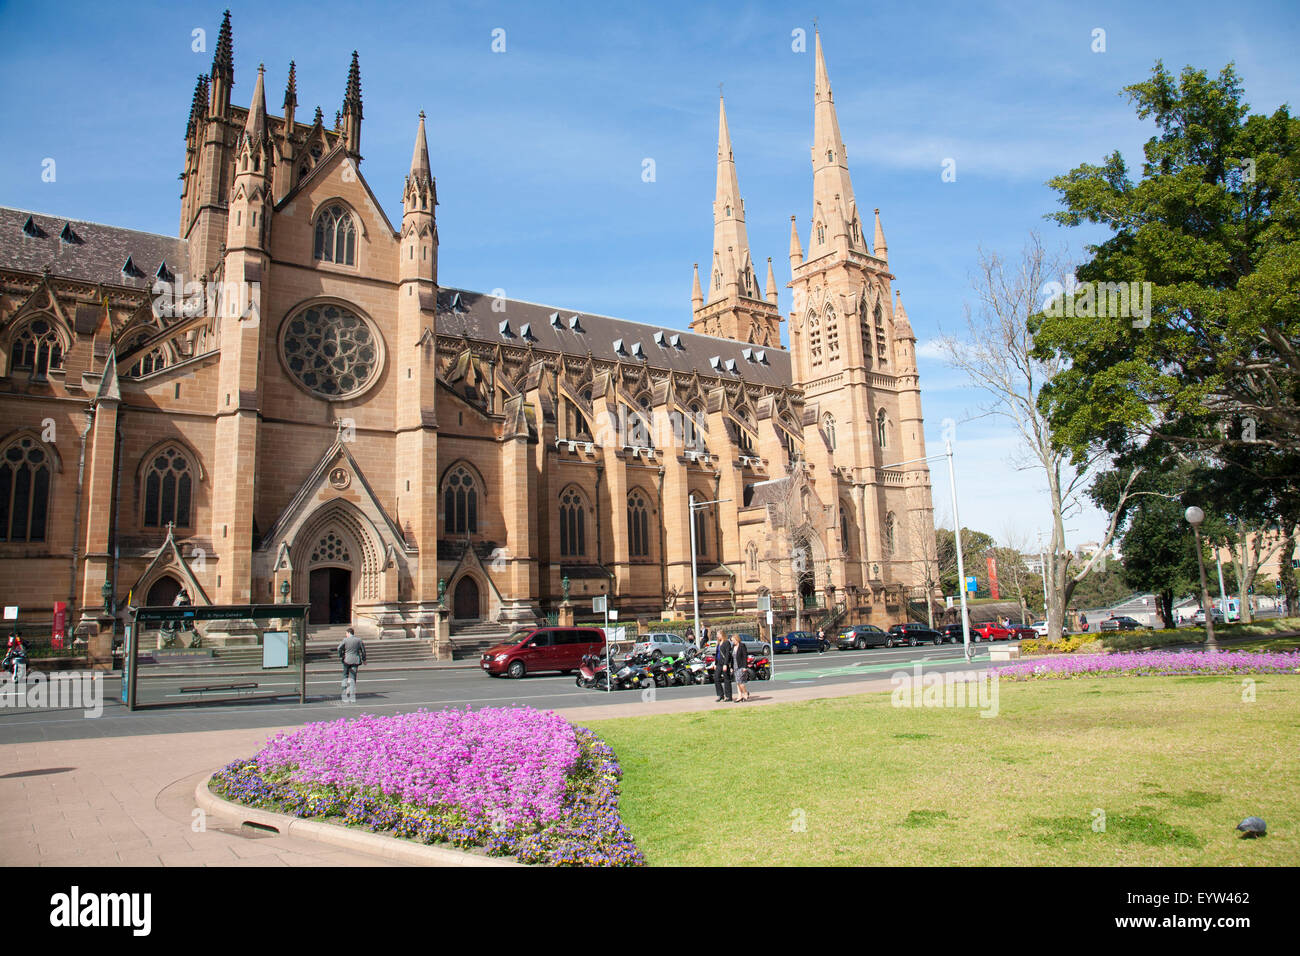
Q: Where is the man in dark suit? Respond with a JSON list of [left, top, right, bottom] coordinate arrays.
[[713, 627, 733, 702]]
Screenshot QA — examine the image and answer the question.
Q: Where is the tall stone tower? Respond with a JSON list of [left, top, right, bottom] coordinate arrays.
[[690, 96, 782, 348], [787, 32, 935, 594]]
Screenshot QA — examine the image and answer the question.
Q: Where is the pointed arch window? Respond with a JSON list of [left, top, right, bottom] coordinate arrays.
[[807, 310, 822, 367], [692, 505, 709, 560], [143, 446, 193, 528], [840, 501, 854, 557], [11, 318, 64, 378], [127, 335, 167, 377], [559, 487, 587, 558], [713, 270, 721, 290], [0, 436, 52, 542], [816, 221, 826, 245], [628, 490, 651, 559], [746, 541, 759, 573], [443, 464, 479, 535], [313, 204, 356, 265], [823, 413, 837, 451], [824, 305, 839, 358]]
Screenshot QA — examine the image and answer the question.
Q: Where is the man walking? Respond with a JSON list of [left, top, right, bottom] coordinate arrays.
[[713, 627, 733, 702], [337, 626, 366, 703]]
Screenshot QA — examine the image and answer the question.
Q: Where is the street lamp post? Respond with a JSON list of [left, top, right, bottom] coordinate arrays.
[[1185, 506, 1217, 650], [688, 494, 729, 650], [882, 440, 973, 661]]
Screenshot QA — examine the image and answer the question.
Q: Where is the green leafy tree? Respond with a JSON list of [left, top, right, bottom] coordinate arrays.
[[935, 526, 996, 595], [1118, 496, 1199, 628], [1033, 62, 1300, 466]]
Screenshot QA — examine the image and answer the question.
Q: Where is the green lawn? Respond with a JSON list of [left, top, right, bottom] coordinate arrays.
[[587, 677, 1300, 866]]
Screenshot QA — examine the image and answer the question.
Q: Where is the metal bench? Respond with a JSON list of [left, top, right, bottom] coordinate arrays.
[[179, 682, 258, 696]]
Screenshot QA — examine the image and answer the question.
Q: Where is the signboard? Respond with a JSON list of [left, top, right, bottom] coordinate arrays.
[[52, 601, 67, 650], [592, 595, 607, 613], [946, 596, 954, 610], [756, 594, 771, 612], [3, 606, 16, 621], [262, 630, 290, 669], [965, 576, 977, 594], [986, 557, 1000, 601]]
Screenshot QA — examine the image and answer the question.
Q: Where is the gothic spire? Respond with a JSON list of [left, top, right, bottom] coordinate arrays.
[[243, 64, 268, 147], [788, 215, 803, 267], [765, 257, 778, 304], [187, 74, 209, 137], [873, 207, 888, 262], [692, 262, 703, 310], [811, 30, 860, 249], [212, 9, 233, 82], [403, 111, 435, 213], [283, 61, 297, 112], [710, 95, 755, 303], [341, 51, 362, 156]]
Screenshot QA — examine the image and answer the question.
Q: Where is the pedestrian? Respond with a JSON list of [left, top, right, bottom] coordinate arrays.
[[685, 627, 695, 649], [1079, 613, 1089, 633], [816, 627, 826, 651], [713, 627, 733, 702], [3, 635, 28, 684], [732, 633, 750, 702], [702, 625, 711, 648], [336, 626, 366, 702]]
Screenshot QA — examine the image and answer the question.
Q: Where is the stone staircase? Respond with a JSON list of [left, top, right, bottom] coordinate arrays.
[[447, 620, 517, 661]]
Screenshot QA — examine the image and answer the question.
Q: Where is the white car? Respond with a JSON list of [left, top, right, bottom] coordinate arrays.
[[1031, 621, 1049, 637], [630, 632, 694, 659]]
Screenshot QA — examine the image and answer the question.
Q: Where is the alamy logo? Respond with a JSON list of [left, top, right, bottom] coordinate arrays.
[[890, 663, 999, 717], [1040, 277, 1154, 328], [0, 671, 102, 718], [49, 886, 151, 936]]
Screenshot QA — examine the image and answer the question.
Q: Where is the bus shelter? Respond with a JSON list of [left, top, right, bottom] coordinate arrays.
[[126, 604, 309, 710]]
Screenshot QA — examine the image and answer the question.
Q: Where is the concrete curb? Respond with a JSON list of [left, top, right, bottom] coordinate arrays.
[[194, 773, 523, 867]]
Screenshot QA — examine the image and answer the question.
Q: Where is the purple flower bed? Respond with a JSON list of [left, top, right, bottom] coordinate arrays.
[[209, 706, 643, 866], [999, 649, 1300, 681]]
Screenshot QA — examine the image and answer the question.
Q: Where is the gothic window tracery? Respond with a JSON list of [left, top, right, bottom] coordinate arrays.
[[143, 446, 192, 528], [443, 465, 479, 535], [313, 204, 356, 265], [628, 490, 651, 559], [559, 487, 587, 558], [280, 303, 382, 400], [11, 318, 63, 377], [0, 436, 51, 542]]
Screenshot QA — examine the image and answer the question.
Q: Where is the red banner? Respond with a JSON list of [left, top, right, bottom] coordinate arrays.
[[986, 556, 1000, 601], [52, 601, 67, 650]]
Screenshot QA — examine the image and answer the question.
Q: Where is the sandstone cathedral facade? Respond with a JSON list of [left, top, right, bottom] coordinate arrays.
[[0, 12, 937, 650]]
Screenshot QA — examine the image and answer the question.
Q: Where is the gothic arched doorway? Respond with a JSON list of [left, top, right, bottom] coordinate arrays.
[[145, 576, 182, 607], [309, 567, 352, 625], [452, 576, 480, 620]]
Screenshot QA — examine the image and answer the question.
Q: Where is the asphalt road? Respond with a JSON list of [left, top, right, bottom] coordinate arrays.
[[0, 641, 1010, 744]]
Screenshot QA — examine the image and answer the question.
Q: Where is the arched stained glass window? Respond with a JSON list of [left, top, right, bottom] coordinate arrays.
[[0, 437, 51, 542], [12, 318, 63, 377], [143, 446, 192, 528], [443, 465, 479, 535], [628, 491, 651, 559], [313, 204, 357, 265], [559, 487, 586, 558]]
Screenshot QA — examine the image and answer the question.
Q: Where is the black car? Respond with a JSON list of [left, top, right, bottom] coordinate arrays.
[[1099, 615, 1142, 631], [835, 624, 888, 650], [886, 622, 943, 647], [939, 623, 970, 644]]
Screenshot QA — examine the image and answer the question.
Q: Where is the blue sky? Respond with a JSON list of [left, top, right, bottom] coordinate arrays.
[[2, 0, 1296, 555]]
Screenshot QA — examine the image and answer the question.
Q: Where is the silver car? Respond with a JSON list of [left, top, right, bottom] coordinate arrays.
[[630, 632, 694, 659]]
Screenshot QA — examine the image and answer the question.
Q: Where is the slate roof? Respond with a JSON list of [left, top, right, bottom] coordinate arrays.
[[0, 206, 189, 292], [436, 288, 793, 389]]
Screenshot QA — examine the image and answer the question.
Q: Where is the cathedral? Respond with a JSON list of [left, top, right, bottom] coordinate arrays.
[[0, 12, 937, 654]]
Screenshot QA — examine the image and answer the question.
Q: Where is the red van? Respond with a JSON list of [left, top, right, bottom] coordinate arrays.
[[480, 626, 606, 678]]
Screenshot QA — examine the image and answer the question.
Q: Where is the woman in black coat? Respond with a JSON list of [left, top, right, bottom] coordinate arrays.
[[731, 634, 750, 702]]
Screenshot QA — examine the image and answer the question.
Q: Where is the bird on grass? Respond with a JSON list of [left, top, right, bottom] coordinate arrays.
[[1236, 817, 1266, 838]]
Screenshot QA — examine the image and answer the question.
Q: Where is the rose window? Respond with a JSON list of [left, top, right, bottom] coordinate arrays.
[[280, 303, 382, 399]]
